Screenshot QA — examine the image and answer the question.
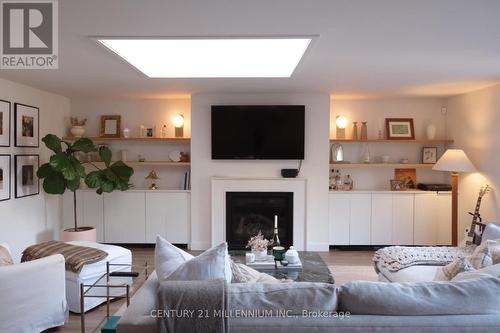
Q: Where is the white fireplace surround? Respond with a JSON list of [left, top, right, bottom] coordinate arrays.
[[211, 177, 306, 250]]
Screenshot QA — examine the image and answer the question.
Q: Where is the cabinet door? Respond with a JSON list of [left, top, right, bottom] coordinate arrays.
[[371, 194, 393, 245], [392, 194, 414, 245], [146, 193, 189, 243], [414, 193, 437, 245], [104, 192, 146, 243], [81, 191, 104, 242], [349, 194, 371, 245], [436, 193, 452, 245], [329, 193, 350, 245]]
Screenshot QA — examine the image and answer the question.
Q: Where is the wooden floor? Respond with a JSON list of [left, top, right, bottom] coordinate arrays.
[[50, 247, 377, 333]]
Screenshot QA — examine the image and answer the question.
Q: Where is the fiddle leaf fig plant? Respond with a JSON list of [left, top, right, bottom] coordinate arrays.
[[37, 134, 134, 230]]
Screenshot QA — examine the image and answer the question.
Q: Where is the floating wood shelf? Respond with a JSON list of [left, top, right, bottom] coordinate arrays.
[[83, 161, 190, 167], [63, 136, 190, 142], [330, 163, 435, 169], [329, 139, 453, 144]]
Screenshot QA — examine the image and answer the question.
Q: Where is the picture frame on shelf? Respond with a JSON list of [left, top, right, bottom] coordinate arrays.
[[14, 154, 39, 199], [14, 103, 39, 147], [100, 115, 121, 138], [385, 118, 415, 140], [0, 155, 11, 201], [422, 147, 438, 164], [0, 100, 11, 147], [390, 179, 405, 191], [395, 168, 417, 189]]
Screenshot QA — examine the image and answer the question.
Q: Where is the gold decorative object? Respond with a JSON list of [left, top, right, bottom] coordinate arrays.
[[360, 122, 368, 140], [352, 122, 358, 140], [145, 170, 160, 190]]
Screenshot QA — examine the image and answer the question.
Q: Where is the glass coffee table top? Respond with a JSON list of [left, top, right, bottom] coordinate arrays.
[[230, 251, 334, 284]]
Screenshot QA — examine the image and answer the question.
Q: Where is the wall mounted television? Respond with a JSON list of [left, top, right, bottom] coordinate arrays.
[[211, 105, 305, 160]]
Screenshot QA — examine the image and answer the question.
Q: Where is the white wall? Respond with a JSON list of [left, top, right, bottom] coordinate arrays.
[[446, 84, 500, 236], [70, 97, 191, 189], [331, 97, 449, 190], [190, 93, 330, 251], [0, 78, 71, 261]]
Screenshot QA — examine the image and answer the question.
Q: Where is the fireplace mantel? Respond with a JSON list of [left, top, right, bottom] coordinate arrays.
[[211, 177, 306, 250]]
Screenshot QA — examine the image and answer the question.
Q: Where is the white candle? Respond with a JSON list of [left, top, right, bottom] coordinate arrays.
[[274, 215, 278, 229]]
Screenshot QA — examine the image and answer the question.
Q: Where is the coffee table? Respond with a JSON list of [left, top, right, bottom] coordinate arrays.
[[230, 251, 334, 284]]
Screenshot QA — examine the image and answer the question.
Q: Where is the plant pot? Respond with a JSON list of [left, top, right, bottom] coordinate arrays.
[[252, 249, 268, 261], [70, 126, 86, 138], [61, 226, 96, 242]]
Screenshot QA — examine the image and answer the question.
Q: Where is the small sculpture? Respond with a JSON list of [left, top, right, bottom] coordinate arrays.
[[145, 170, 160, 190]]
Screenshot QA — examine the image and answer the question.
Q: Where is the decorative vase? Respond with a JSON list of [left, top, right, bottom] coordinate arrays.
[[426, 124, 437, 140], [360, 122, 368, 140], [252, 249, 268, 261], [70, 126, 85, 138], [352, 122, 359, 140], [123, 128, 131, 138]]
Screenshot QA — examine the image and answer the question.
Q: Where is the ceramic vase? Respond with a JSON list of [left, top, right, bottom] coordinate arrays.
[[352, 122, 359, 140], [70, 126, 85, 138], [426, 124, 437, 140], [360, 122, 368, 140]]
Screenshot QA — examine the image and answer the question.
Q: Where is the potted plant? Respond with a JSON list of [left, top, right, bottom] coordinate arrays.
[[37, 134, 134, 241], [246, 231, 270, 261]]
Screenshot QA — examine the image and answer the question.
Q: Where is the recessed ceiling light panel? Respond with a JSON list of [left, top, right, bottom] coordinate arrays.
[[97, 38, 311, 78]]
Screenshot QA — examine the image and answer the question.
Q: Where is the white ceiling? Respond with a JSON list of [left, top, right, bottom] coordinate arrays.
[[1, 0, 500, 99]]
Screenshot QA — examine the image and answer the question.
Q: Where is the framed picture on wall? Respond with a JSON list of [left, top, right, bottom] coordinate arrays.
[[0, 155, 11, 201], [100, 115, 121, 138], [15, 103, 39, 147], [0, 100, 10, 147], [422, 147, 438, 164], [385, 118, 415, 140], [14, 155, 39, 199]]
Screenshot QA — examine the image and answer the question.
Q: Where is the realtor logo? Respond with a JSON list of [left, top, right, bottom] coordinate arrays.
[[1, 0, 58, 69]]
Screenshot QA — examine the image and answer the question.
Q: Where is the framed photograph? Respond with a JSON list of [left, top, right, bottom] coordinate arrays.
[[422, 147, 438, 164], [0, 100, 10, 147], [395, 168, 417, 189], [0, 155, 11, 201], [390, 179, 405, 191], [14, 155, 39, 198], [14, 103, 39, 147], [100, 115, 121, 138], [385, 118, 415, 140]]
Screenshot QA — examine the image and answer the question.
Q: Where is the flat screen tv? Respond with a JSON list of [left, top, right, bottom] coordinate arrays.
[[211, 105, 305, 160]]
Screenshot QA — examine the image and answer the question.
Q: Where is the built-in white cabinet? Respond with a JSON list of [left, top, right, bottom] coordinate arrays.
[[145, 192, 190, 243], [63, 190, 190, 244], [329, 191, 451, 246]]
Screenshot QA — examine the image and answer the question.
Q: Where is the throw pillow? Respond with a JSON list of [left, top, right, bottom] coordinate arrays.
[[230, 260, 278, 283], [486, 239, 500, 264], [442, 241, 493, 280], [163, 242, 232, 283], [452, 263, 500, 281], [481, 223, 500, 243], [0, 244, 13, 266], [155, 235, 194, 280]]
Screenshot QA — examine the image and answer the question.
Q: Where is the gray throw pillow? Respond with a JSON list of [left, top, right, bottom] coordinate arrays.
[[339, 277, 500, 315], [482, 223, 500, 243]]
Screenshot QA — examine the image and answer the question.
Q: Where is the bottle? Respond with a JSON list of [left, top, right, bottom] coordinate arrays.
[[360, 122, 368, 140], [335, 169, 343, 190], [161, 125, 168, 138], [344, 174, 353, 190], [272, 215, 281, 247], [139, 125, 146, 137], [329, 169, 336, 190], [352, 122, 359, 140]]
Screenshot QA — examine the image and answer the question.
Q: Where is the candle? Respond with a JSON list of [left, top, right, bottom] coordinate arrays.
[[274, 215, 278, 229]]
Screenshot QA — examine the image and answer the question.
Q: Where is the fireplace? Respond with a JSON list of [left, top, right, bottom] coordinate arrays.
[[226, 192, 293, 250]]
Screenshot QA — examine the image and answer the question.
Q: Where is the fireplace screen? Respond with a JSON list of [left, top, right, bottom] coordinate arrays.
[[226, 192, 293, 250]]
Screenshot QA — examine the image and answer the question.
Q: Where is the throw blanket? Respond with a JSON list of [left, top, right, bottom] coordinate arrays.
[[373, 246, 475, 273], [158, 279, 228, 333], [21, 240, 107, 273]]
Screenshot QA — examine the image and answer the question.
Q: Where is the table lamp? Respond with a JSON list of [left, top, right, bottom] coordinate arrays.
[[433, 149, 476, 246]]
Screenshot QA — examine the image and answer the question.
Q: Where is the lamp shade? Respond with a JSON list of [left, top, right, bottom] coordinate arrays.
[[432, 149, 476, 173]]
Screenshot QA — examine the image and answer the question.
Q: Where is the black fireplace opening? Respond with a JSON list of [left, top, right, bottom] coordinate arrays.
[[226, 192, 293, 250]]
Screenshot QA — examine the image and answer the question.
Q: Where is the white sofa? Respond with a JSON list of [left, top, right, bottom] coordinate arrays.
[[0, 244, 68, 333]]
